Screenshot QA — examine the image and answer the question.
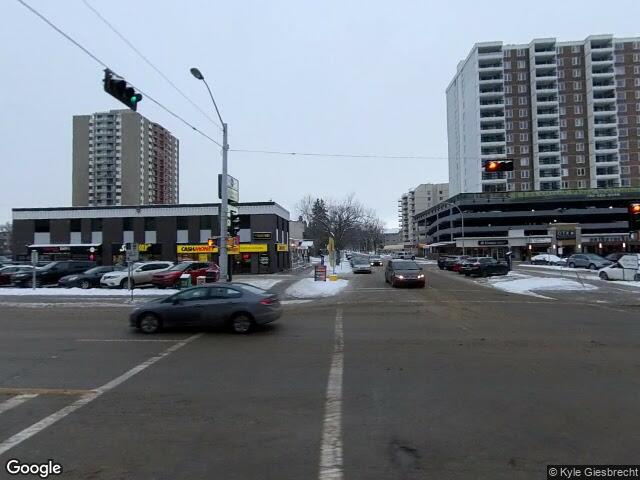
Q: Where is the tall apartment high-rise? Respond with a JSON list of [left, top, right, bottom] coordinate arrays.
[[72, 109, 179, 206], [398, 183, 449, 246], [447, 35, 640, 196]]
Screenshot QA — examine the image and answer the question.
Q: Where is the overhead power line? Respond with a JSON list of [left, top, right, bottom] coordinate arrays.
[[230, 148, 447, 160], [15, 0, 222, 148], [81, 0, 222, 131]]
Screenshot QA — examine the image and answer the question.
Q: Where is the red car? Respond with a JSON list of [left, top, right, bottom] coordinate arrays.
[[0, 265, 34, 285], [151, 261, 219, 288]]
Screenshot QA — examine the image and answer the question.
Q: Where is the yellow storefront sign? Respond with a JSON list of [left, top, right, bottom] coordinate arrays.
[[276, 243, 288, 252], [176, 244, 217, 254], [177, 244, 268, 255]]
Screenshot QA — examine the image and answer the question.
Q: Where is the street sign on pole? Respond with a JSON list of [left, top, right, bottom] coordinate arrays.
[[218, 174, 239, 206]]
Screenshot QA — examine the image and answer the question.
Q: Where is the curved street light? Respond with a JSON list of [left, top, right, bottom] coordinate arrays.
[[190, 67, 230, 281]]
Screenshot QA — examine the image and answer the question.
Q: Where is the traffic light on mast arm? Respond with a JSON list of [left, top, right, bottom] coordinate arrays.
[[103, 69, 142, 111], [628, 202, 640, 231], [484, 160, 514, 172], [228, 212, 241, 237]]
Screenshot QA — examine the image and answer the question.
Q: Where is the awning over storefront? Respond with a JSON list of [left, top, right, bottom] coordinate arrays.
[[28, 243, 101, 253]]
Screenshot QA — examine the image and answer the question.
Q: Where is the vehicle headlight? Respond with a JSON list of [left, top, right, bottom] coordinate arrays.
[[396, 275, 404, 279], [417, 274, 425, 279]]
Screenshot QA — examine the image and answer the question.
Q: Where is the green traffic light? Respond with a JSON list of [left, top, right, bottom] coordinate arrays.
[[130, 96, 138, 103]]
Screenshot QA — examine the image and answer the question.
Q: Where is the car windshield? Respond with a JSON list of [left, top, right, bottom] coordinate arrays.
[[393, 261, 420, 270], [168, 263, 193, 272]]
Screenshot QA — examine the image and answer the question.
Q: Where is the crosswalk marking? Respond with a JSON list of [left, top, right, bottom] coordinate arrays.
[[0, 394, 38, 415]]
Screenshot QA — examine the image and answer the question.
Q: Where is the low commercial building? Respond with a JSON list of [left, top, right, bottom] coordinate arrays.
[[414, 187, 640, 259], [12, 202, 291, 274]]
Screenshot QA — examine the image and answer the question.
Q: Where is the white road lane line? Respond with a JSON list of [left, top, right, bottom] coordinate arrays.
[[76, 338, 184, 343], [0, 333, 202, 457], [319, 308, 344, 480], [0, 394, 38, 415]]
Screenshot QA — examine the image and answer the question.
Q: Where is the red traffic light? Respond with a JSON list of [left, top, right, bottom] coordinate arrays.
[[629, 203, 640, 215], [484, 160, 514, 172]]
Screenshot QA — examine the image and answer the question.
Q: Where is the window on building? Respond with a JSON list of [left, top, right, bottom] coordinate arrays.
[[506, 133, 513, 142], [505, 97, 513, 106], [634, 66, 640, 75], [518, 96, 528, 105], [558, 82, 565, 91], [506, 171, 514, 179], [637, 103, 640, 111], [619, 104, 627, 112], [517, 72, 527, 81], [577, 180, 586, 188], [619, 128, 628, 137], [620, 140, 629, 149], [504, 85, 512, 93], [506, 121, 513, 130], [504, 73, 512, 82], [519, 121, 528, 129], [520, 170, 530, 178], [520, 157, 529, 166], [558, 94, 566, 103], [572, 69, 582, 78], [517, 48, 526, 57], [560, 106, 567, 115], [635, 78, 640, 86], [620, 153, 629, 162], [574, 93, 583, 102], [622, 178, 631, 187], [506, 146, 514, 154], [557, 58, 564, 67], [518, 85, 527, 94], [556, 46, 564, 54], [561, 155, 568, 164], [521, 182, 530, 191], [571, 56, 581, 66], [561, 144, 568, 152], [576, 143, 585, 151], [572, 45, 580, 53], [634, 53, 640, 62], [577, 168, 586, 176], [506, 183, 515, 191], [506, 109, 513, 118], [560, 131, 568, 140], [620, 116, 628, 124], [558, 70, 565, 79], [621, 166, 631, 174], [520, 133, 528, 141], [562, 181, 570, 189], [504, 61, 511, 69], [520, 145, 529, 154], [562, 168, 569, 177], [560, 118, 567, 127], [617, 78, 626, 88], [519, 108, 527, 117], [574, 105, 583, 114], [575, 118, 584, 127], [575, 130, 584, 139], [573, 81, 582, 90], [615, 66, 626, 75], [576, 155, 585, 163]]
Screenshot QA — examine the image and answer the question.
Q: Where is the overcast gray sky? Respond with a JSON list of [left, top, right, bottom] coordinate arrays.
[[2, 0, 638, 228]]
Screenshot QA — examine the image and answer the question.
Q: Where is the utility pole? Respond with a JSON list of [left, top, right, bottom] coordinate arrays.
[[220, 123, 229, 281]]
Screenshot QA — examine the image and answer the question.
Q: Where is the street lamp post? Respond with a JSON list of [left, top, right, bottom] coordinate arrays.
[[190, 67, 229, 281], [440, 201, 465, 255]]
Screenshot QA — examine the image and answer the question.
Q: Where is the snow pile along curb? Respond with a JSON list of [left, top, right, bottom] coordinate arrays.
[[285, 278, 349, 299], [486, 276, 598, 298]]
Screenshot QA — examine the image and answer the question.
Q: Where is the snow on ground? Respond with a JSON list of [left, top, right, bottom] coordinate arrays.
[[0, 277, 282, 298], [484, 273, 597, 298], [415, 259, 437, 265], [518, 264, 598, 275], [285, 278, 349, 299], [310, 256, 353, 275]]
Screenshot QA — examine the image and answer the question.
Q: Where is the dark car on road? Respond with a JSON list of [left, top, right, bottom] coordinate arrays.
[[566, 253, 612, 270], [58, 265, 124, 289], [12, 260, 96, 287], [369, 255, 383, 267], [444, 255, 469, 271], [461, 257, 509, 277], [129, 283, 282, 334], [151, 261, 220, 288], [0, 265, 34, 285], [437, 255, 451, 270], [384, 259, 425, 288]]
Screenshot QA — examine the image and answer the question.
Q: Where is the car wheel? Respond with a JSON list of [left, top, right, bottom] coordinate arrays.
[[121, 278, 134, 289], [599, 272, 609, 281], [588, 264, 597, 271], [568, 262, 575, 268], [481, 270, 488, 278], [80, 279, 91, 289], [230, 313, 253, 334], [464, 273, 470, 276], [138, 313, 161, 334]]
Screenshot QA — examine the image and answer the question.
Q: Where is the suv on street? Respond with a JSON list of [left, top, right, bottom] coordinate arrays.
[[461, 257, 509, 277], [101, 261, 174, 288], [11, 260, 96, 287], [566, 253, 612, 270]]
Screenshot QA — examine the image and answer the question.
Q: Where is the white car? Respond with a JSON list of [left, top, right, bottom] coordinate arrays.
[[598, 254, 640, 281], [531, 254, 566, 266], [100, 261, 174, 288]]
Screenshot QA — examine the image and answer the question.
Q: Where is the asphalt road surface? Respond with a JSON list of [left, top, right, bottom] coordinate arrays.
[[0, 264, 639, 479]]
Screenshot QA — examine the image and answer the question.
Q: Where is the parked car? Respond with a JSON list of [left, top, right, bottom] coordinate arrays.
[[461, 257, 509, 277], [129, 283, 282, 334], [0, 256, 13, 267], [58, 265, 124, 289], [452, 257, 470, 273], [437, 255, 451, 270], [605, 252, 627, 263], [352, 257, 372, 273], [11, 260, 96, 287], [101, 261, 174, 288], [151, 261, 220, 288], [384, 259, 425, 287], [530, 254, 566, 266], [0, 265, 34, 285], [369, 255, 383, 267], [598, 254, 640, 281], [444, 255, 469, 271], [566, 253, 612, 270]]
